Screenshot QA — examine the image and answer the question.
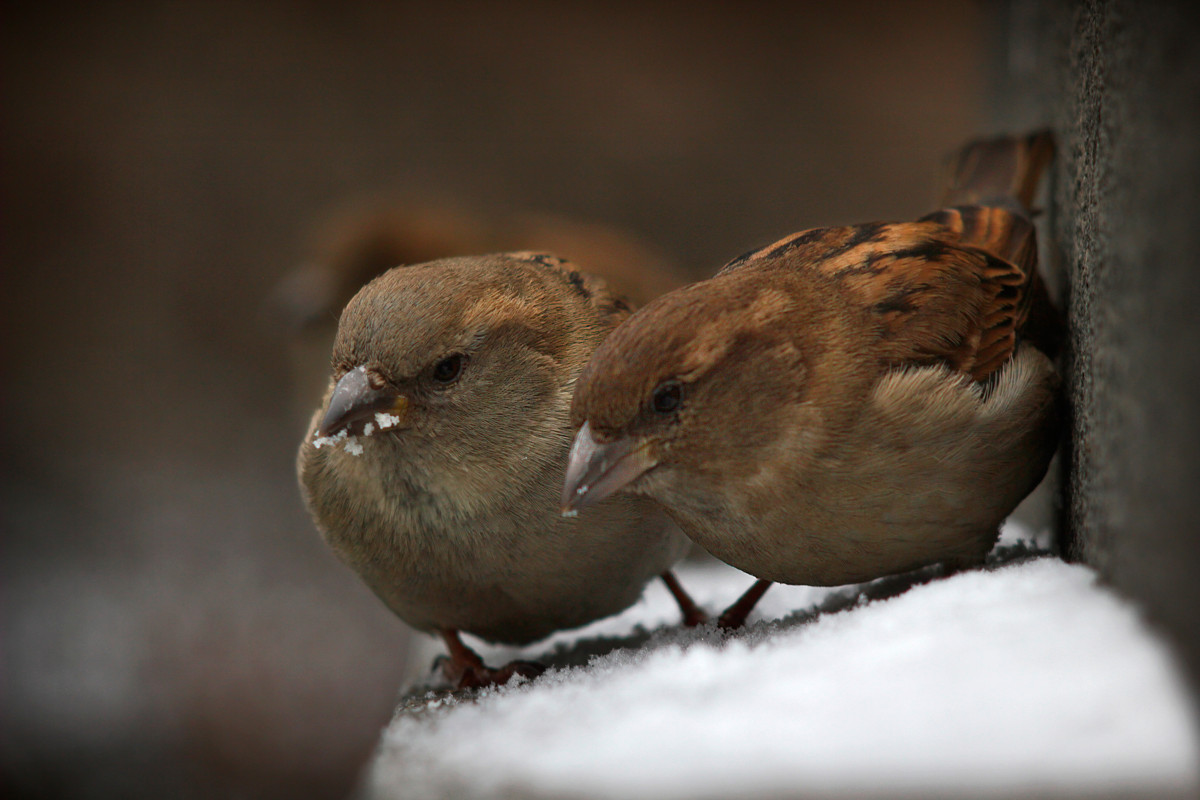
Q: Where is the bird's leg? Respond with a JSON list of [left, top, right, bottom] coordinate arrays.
[[437, 629, 545, 690], [716, 579, 773, 630], [660, 570, 707, 626]]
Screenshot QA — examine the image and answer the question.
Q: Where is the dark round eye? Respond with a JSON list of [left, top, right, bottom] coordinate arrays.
[[431, 353, 465, 384], [651, 380, 682, 414]]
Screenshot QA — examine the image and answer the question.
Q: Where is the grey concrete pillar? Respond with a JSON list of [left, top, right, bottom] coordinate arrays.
[[993, 0, 1200, 691]]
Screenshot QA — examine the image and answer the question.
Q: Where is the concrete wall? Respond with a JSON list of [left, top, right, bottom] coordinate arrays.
[[993, 0, 1200, 690]]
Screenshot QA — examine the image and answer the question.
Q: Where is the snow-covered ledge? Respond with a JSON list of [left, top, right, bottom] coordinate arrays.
[[362, 523, 1199, 799]]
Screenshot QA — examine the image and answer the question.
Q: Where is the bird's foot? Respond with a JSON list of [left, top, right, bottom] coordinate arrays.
[[716, 579, 773, 630], [438, 628, 545, 690], [438, 656, 545, 691]]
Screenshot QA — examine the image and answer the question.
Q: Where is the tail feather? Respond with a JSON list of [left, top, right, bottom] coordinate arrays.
[[932, 130, 1062, 359], [939, 129, 1055, 211]]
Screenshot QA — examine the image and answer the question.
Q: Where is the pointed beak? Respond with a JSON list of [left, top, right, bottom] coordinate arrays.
[[317, 365, 409, 437], [561, 422, 658, 515]]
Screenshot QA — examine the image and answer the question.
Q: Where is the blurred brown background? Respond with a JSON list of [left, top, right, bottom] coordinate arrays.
[[2, 2, 985, 797]]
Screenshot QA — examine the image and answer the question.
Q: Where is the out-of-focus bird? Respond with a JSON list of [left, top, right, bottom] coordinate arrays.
[[562, 132, 1061, 627], [298, 252, 695, 688], [272, 200, 689, 416]]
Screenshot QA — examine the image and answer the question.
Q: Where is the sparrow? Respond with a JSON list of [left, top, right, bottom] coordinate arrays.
[[272, 200, 687, 416], [297, 251, 695, 688], [562, 132, 1061, 627]]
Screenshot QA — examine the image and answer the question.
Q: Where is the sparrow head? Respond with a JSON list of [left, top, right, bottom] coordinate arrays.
[[310, 252, 621, 500], [562, 269, 872, 514]]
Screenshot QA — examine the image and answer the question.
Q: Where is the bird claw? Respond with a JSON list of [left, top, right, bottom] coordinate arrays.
[[715, 608, 747, 630], [436, 654, 545, 690], [715, 579, 774, 630]]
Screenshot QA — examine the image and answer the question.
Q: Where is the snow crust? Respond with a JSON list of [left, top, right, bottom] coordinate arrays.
[[368, 523, 1199, 799]]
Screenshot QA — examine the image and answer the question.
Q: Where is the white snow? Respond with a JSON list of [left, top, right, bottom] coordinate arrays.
[[375, 411, 402, 430], [311, 431, 344, 449], [312, 428, 363, 456], [310, 410, 402, 456], [311, 426, 362, 456], [368, 521, 1199, 799], [312, 428, 349, 449]]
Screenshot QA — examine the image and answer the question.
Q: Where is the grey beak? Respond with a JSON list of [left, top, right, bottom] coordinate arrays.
[[561, 422, 658, 515], [318, 366, 408, 437]]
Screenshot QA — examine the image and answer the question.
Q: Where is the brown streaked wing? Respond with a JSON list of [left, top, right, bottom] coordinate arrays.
[[920, 206, 1037, 279], [723, 219, 1032, 382], [921, 204, 1061, 360]]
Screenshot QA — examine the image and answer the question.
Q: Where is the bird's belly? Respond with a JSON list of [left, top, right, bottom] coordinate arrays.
[[328, 501, 684, 646], [679, 352, 1058, 586], [754, 502, 999, 586]]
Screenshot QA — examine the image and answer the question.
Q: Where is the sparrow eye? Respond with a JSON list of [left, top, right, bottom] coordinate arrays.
[[431, 353, 466, 385], [651, 381, 682, 414]]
